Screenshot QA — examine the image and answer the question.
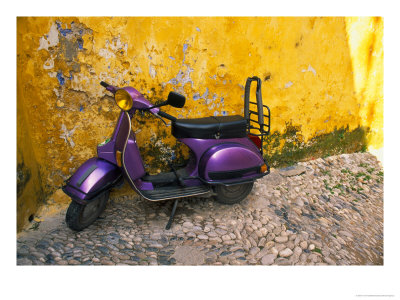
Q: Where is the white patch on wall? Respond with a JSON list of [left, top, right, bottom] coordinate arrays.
[[163, 43, 194, 93], [43, 55, 55, 70], [53, 88, 60, 97], [99, 36, 128, 60], [60, 124, 77, 148], [302, 64, 317, 75], [99, 48, 116, 59], [284, 81, 293, 88], [149, 64, 157, 78], [325, 93, 333, 100], [38, 24, 59, 51], [109, 35, 128, 54]]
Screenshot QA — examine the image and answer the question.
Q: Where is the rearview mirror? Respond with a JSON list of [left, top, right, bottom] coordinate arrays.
[[167, 92, 185, 108]]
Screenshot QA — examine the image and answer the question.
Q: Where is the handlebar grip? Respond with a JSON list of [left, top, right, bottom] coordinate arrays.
[[100, 81, 109, 88], [158, 111, 176, 122]]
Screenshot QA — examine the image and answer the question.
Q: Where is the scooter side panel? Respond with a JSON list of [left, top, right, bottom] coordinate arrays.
[[62, 157, 122, 204], [198, 143, 264, 182], [180, 137, 263, 178]]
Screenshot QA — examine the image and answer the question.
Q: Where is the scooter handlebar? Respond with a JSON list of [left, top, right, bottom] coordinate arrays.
[[100, 81, 117, 93], [158, 110, 176, 122], [100, 81, 109, 88]]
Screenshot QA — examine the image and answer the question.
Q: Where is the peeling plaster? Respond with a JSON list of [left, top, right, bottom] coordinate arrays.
[[284, 81, 293, 88], [43, 55, 55, 69], [99, 48, 116, 59], [302, 64, 317, 75], [149, 64, 157, 78], [60, 124, 77, 147], [38, 24, 59, 51]]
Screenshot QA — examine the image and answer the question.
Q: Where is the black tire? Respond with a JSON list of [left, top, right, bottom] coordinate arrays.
[[66, 191, 109, 231], [214, 182, 254, 205]]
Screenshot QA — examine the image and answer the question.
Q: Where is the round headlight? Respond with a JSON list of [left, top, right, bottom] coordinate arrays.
[[115, 89, 133, 111]]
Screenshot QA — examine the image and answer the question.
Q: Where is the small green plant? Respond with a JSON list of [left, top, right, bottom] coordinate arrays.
[[29, 222, 40, 231], [321, 169, 331, 176], [333, 183, 344, 190], [363, 175, 371, 181], [377, 171, 384, 177], [367, 167, 375, 174], [359, 162, 368, 168], [355, 172, 366, 178], [312, 247, 322, 254]]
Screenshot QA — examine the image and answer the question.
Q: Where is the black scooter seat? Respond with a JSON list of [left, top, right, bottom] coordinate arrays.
[[172, 115, 247, 139]]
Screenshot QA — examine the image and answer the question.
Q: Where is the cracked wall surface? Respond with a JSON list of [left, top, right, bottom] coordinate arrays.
[[16, 17, 383, 230]]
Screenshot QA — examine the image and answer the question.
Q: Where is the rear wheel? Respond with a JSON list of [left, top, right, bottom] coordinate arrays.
[[66, 191, 109, 231], [214, 182, 254, 205]]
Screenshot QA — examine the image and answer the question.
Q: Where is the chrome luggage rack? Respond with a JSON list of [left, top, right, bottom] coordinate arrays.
[[244, 76, 271, 156]]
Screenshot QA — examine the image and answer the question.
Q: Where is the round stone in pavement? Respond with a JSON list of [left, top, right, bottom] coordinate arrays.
[[171, 246, 206, 265], [261, 254, 277, 265]]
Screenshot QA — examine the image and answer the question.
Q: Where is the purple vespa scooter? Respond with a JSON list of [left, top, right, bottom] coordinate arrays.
[[62, 76, 270, 231]]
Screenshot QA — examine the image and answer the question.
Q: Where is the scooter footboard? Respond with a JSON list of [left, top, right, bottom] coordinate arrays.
[[62, 157, 122, 204]]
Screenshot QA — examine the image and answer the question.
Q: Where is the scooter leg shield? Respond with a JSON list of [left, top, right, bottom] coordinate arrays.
[[62, 157, 122, 204]]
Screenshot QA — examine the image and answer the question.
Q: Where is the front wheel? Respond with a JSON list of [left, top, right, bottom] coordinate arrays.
[[66, 191, 109, 231], [214, 182, 254, 205]]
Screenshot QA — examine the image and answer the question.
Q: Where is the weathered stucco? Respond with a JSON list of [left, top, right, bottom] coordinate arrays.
[[16, 17, 383, 230]]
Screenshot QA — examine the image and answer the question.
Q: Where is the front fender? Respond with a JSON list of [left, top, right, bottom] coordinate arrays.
[[62, 157, 122, 204]]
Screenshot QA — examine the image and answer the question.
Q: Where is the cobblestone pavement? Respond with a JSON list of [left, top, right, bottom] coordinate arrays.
[[17, 152, 383, 266]]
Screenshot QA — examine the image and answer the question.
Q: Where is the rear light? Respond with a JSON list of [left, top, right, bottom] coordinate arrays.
[[260, 164, 268, 173], [248, 134, 262, 149]]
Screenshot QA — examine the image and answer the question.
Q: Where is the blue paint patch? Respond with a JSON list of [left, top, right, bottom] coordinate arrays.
[[79, 105, 84, 112], [77, 39, 83, 50], [56, 22, 72, 37], [213, 111, 219, 116], [193, 93, 200, 100], [148, 55, 152, 60], [183, 43, 189, 53], [221, 97, 224, 103], [79, 29, 83, 35], [56, 72, 65, 86], [196, 27, 201, 32], [222, 111, 227, 116], [202, 88, 209, 99], [168, 56, 175, 60], [171, 151, 176, 160], [169, 78, 178, 85], [108, 66, 110, 69]]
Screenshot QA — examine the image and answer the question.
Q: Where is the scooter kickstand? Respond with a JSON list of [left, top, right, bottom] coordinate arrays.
[[165, 199, 179, 230]]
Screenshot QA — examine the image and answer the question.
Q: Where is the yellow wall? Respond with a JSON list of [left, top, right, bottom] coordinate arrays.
[[17, 17, 383, 230], [345, 17, 383, 150], [17, 81, 44, 231]]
